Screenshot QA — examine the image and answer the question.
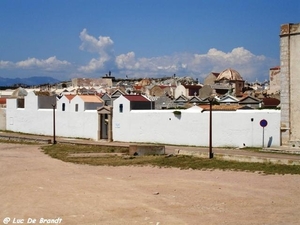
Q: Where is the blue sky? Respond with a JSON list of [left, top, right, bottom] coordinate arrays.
[[0, 0, 299, 82]]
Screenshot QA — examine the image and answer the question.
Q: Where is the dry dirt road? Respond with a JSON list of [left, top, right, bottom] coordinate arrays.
[[1, 143, 300, 225]]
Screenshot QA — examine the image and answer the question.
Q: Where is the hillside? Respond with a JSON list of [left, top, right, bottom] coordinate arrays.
[[0, 76, 61, 87]]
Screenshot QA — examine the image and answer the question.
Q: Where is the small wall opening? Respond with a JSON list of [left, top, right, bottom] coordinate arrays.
[[17, 99, 24, 108]]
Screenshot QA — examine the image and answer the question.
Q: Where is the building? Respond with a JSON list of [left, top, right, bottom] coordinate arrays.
[[203, 69, 245, 97], [280, 23, 300, 146], [214, 68, 245, 97]]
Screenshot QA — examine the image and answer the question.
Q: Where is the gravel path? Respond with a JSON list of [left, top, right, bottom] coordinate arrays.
[[1, 143, 300, 225]]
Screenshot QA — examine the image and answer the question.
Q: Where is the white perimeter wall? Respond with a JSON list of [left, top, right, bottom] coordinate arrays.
[[5, 96, 281, 147], [6, 99, 98, 140], [113, 108, 281, 148]]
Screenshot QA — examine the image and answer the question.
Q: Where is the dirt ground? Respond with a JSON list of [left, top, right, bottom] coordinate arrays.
[[1, 143, 300, 225]]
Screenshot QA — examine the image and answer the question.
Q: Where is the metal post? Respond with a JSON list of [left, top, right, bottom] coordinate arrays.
[[209, 99, 213, 159], [262, 127, 265, 149], [52, 104, 56, 144]]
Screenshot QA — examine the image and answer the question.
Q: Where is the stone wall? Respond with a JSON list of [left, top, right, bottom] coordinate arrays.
[[280, 23, 300, 146]]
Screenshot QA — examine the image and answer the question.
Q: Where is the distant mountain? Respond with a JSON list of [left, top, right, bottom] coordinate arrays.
[[0, 76, 61, 86]]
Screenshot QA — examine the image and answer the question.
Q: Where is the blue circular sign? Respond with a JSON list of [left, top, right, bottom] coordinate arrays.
[[260, 119, 268, 127]]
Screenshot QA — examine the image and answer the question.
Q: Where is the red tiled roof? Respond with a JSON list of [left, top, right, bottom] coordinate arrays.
[[263, 98, 280, 106], [200, 104, 241, 111], [123, 95, 149, 102], [270, 66, 280, 70], [0, 98, 6, 104], [65, 95, 75, 101]]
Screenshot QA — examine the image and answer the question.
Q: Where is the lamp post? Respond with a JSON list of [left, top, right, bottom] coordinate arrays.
[[52, 103, 57, 144], [208, 95, 214, 159]]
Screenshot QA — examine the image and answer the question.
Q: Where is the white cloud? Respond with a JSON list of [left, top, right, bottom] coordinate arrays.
[[16, 56, 71, 71], [0, 57, 71, 79], [76, 30, 277, 80], [115, 52, 137, 70], [0, 60, 14, 69], [78, 57, 110, 73], [79, 28, 114, 54], [78, 29, 115, 73], [188, 47, 271, 80], [111, 47, 273, 81], [0, 29, 277, 82]]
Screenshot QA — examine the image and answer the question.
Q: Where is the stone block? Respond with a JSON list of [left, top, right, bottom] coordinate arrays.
[[129, 145, 165, 156]]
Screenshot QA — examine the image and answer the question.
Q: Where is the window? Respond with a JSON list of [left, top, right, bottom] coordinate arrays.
[[119, 104, 123, 113], [17, 99, 25, 108], [75, 104, 78, 112], [62, 103, 65, 111]]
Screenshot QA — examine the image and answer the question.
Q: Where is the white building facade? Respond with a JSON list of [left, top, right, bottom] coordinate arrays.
[[113, 96, 281, 148]]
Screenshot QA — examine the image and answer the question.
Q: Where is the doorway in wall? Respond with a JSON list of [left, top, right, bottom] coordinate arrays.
[[100, 114, 108, 139], [97, 106, 112, 141]]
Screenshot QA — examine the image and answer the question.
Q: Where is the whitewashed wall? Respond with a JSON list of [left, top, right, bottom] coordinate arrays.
[[6, 96, 99, 140], [57, 95, 71, 112], [70, 95, 85, 112], [5, 92, 281, 147], [112, 105, 281, 148]]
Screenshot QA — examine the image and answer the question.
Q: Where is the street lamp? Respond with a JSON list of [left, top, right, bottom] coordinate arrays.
[[208, 95, 215, 159], [52, 103, 57, 144]]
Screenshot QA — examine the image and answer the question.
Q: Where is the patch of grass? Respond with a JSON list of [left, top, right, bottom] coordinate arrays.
[[40, 144, 300, 175], [239, 147, 262, 152], [42, 143, 128, 160], [150, 155, 300, 175]]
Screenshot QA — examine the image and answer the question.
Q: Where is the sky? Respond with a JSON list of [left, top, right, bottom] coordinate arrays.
[[0, 0, 299, 83]]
